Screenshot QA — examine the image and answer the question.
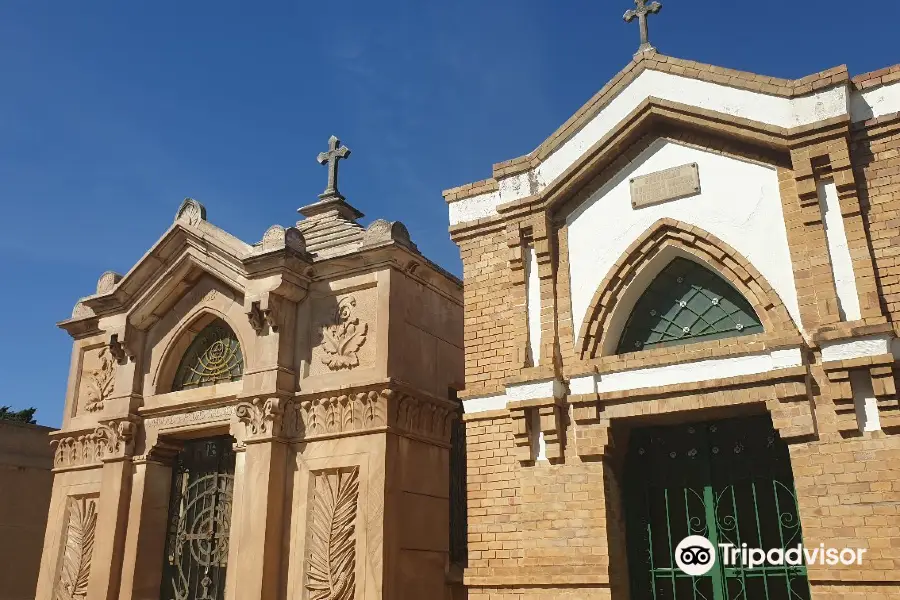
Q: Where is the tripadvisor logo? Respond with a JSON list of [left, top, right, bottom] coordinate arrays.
[[675, 536, 868, 576]]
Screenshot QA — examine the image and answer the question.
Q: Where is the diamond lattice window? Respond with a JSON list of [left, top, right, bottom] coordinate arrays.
[[616, 257, 763, 354], [172, 319, 244, 391]]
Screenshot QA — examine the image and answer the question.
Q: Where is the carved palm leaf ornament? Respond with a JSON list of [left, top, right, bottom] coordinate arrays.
[[56, 497, 97, 600], [320, 297, 368, 370], [306, 468, 359, 600]]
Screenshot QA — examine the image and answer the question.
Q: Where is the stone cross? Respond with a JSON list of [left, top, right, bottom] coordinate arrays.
[[317, 135, 351, 200], [623, 0, 662, 54]]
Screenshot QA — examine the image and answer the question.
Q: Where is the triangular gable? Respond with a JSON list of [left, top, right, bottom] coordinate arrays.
[[444, 51, 857, 227]]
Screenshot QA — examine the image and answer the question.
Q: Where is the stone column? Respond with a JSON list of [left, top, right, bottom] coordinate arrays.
[[229, 397, 289, 600], [118, 442, 179, 600], [86, 420, 136, 600]]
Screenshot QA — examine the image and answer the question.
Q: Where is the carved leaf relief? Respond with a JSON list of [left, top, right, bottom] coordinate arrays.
[[56, 497, 97, 600], [320, 296, 368, 371], [83, 347, 115, 413], [306, 467, 359, 600]]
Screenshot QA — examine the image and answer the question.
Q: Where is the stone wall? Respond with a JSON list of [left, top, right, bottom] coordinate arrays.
[[0, 421, 53, 600]]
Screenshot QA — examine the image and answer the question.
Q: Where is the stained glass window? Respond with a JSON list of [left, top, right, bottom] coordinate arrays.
[[616, 257, 763, 354], [172, 319, 244, 391]]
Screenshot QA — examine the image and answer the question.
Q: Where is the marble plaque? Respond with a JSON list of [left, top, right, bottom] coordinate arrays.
[[630, 162, 701, 209]]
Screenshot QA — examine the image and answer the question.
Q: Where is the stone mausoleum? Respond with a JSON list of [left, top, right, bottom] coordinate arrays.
[[38, 137, 464, 600], [446, 8, 900, 600]]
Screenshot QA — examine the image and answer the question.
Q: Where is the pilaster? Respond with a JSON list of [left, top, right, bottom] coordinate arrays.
[[86, 419, 137, 600], [229, 397, 290, 600]]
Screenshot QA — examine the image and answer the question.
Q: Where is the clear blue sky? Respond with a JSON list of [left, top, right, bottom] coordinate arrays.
[[1, 1, 896, 427]]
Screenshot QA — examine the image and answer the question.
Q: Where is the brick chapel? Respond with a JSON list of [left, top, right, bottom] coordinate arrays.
[[445, 9, 900, 600], [40, 137, 465, 600]]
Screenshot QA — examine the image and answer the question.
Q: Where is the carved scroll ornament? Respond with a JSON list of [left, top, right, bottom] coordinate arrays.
[[235, 397, 284, 439], [319, 296, 368, 371], [55, 497, 97, 600], [83, 347, 116, 413], [306, 467, 359, 600]]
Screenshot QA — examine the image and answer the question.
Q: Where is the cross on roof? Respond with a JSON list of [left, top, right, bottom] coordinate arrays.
[[317, 135, 351, 200], [624, 0, 662, 55]]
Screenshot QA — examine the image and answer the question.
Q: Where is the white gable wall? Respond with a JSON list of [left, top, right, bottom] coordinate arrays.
[[566, 139, 803, 348]]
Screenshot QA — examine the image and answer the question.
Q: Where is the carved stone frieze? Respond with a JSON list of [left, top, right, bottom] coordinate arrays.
[[236, 397, 285, 439], [284, 391, 385, 438], [305, 467, 359, 600], [282, 388, 455, 444], [53, 419, 136, 469], [390, 389, 455, 443], [143, 405, 236, 430], [319, 296, 368, 370], [55, 496, 98, 600], [82, 347, 116, 413]]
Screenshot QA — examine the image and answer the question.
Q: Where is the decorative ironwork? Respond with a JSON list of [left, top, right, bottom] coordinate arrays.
[[449, 405, 467, 564], [160, 437, 235, 600], [624, 415, 810, 600], [173, 320, 243, 391], [617, 258, 763, 354]]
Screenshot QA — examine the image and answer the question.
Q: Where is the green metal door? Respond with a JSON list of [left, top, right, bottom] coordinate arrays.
[[624, 415, 810, 600]]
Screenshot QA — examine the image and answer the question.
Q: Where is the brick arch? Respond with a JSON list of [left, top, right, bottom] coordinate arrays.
[[576, 218, 799, 359]]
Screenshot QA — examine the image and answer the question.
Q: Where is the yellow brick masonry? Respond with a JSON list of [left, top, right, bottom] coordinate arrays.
[[451, 54, 900, 599]]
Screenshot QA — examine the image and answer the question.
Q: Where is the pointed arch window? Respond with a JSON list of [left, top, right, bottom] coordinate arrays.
[[172, 318, 244, 391], [617, 257, 763, 354]]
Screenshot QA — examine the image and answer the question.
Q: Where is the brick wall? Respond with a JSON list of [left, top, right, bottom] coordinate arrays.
[[451, 62, 900, 600]]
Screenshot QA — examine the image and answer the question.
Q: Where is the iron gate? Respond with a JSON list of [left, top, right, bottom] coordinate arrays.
[[160, 436, 235, 600], [624, 415, 811, 600]]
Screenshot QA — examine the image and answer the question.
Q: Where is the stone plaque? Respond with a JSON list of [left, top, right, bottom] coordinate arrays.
[[630, 162, 701, 209]]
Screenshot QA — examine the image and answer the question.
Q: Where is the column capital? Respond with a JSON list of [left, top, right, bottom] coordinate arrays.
[[236, 396, 287, 443]]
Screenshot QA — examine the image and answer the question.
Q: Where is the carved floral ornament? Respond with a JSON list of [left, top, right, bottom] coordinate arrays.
[[235, 397, 285, 439], [320, 296, 368, 370], [83, 347, 116, 413], [53, 420, 136, 469]]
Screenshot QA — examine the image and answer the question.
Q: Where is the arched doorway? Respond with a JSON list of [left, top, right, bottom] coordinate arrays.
[[624, 414, 811, 600]]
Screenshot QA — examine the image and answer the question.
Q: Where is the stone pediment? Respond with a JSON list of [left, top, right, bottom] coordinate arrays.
[[59, 199, 313, 336], [443, 51, 864, 230]]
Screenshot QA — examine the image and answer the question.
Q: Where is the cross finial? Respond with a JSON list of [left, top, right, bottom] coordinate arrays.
[[317, 135, 351, 200], [624, 0, 662, 55]]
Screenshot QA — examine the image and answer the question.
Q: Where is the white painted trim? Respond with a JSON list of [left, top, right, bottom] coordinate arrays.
[[462, 394, 508, 414], [849, 370, 881, 432], [565, 140, 804, 344], [526, 247, 542, 367], [506, 379, 565, 401], [820, 335, 893, 363], [569, 348, 804, 396], [447, 68, 849, 226], [850, 81, 900, 122], [817, 180, 862, 321]]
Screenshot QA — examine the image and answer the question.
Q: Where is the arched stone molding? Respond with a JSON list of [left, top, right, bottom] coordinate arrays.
[[576, 218, 800, 360], [144, 276, 254, 397]]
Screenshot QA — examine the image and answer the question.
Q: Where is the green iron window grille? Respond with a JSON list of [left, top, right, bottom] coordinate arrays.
[[173, 319, 244, 391], [617, 258, 763, 354]]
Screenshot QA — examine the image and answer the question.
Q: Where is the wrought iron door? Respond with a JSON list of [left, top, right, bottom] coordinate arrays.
[[625, 415, 810, 600], [160, 437, 235, 600]]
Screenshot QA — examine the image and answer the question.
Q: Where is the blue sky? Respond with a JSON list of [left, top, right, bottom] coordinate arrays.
[[1, 1, 897, 427]]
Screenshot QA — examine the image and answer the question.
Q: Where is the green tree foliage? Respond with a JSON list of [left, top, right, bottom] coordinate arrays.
[[0, 406, 37, 424]]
